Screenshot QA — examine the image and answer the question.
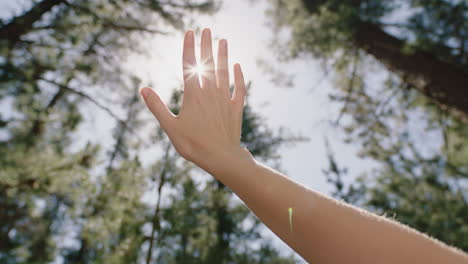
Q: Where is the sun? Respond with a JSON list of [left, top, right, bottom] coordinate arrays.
[[191, 63, 207, 77], [186, 59, 213, 82]]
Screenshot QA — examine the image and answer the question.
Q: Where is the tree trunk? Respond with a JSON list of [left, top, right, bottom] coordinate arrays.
[[301, 0, 468, 124], [0, 0, 65, 46], [353, 21, 468, 124]]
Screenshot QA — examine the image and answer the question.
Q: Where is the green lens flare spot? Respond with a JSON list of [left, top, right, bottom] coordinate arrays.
[[288, 207, 293, 233]]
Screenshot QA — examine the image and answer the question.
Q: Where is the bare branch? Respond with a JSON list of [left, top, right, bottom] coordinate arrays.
[[334, 49, 359, 125], [40, 78, 123, 121], [146, 142, 172, 264]]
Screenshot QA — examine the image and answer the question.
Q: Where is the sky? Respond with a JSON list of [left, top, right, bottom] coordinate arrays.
[[0, 0, 376, 261]]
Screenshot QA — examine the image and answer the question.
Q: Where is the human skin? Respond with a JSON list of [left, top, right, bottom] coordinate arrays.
[[140, 28, 468, 264]]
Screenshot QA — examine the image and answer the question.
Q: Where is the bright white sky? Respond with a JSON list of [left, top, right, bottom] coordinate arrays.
[[1, 0, 376, 261]]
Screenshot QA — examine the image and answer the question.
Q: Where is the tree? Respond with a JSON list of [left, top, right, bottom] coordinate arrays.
[[268, 0, 468, 252], [269, 0, 468, 123]]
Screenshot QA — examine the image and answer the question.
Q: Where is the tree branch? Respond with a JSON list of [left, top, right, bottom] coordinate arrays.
[[39, 78, 123, 122], [67, 2, 169, 35], [146, 142, 172, 264], [334, 49, 359, 125], [0, 0, 66, 46]]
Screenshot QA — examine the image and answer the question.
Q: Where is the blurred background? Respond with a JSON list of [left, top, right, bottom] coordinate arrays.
[[0, 0, 467, 263]]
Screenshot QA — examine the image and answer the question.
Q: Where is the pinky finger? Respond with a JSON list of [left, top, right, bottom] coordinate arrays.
[[232, 63, 246, 108]]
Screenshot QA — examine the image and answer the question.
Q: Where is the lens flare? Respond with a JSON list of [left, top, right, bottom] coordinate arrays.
[[192, 63, 206, 77], [288, 207, 294, 232], [186, 61, 208, 80], [186, 59, 214, 83]]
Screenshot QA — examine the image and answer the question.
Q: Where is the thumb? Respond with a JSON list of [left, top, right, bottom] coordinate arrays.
[[140, 87, 175, 131]]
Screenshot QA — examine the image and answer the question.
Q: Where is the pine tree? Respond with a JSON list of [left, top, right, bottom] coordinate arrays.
[[268, 0, 468, 251], [269, 0, 468, 123]]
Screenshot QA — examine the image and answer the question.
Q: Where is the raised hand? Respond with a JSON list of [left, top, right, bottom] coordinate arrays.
[[140, 28, 247, 167]]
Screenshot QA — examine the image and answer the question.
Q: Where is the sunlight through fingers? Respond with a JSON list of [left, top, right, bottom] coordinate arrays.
[[185, 58, 215, 84]]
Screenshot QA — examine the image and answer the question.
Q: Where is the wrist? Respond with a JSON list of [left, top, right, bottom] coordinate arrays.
[[195, 145, 256, 178]]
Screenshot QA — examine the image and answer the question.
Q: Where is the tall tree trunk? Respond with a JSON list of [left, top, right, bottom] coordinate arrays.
[[0, 0, 65, 46], [353, 21, 468, 124], [302, 0, 468, 124]]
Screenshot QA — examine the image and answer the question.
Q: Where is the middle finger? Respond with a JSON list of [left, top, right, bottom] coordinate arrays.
[[200, 28, 216, 89]]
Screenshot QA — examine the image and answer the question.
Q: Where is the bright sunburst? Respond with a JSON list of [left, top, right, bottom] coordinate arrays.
[[186, 59, 214, 81], [191, 63, 207, 77]]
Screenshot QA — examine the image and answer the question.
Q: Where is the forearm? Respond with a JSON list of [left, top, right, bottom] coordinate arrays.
[[199, 147, 468, 264]]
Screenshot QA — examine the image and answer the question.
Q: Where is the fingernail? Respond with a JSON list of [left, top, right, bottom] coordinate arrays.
[[140, 88, 150, 99], [186, 30, 193, 40], [203, 28, 211, 38]]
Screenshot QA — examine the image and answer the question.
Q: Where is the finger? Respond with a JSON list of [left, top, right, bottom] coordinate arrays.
[[183, 30, 200, 93], [217, 39, 230, 97], [232, 63, 246, 109], [200, 28, 216, 88], [140, 87, 176, 131]]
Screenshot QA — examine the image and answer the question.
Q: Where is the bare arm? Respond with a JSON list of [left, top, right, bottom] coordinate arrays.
[[202, 149, 468, 263], [140, 28, 468, 264]]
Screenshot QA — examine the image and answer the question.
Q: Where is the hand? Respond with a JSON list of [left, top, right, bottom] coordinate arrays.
[[140, 28, 247, 167]]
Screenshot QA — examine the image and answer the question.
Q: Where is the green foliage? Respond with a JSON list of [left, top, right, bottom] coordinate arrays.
[[267, 0, 394, 59], [407, 0, 468, 65], [0, 143, 98, 263]]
